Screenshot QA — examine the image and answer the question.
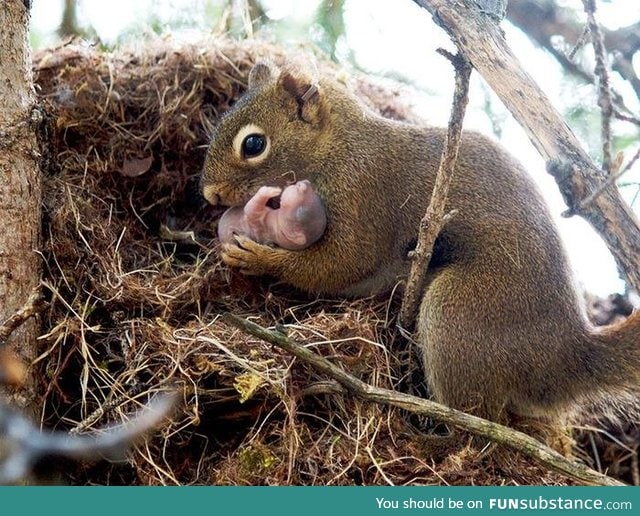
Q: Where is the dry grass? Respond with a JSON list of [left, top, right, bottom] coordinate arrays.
[[31, 37, 634, 485]]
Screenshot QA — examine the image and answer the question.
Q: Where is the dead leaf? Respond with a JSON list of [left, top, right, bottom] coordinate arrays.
[[120, 155, 153, 177]]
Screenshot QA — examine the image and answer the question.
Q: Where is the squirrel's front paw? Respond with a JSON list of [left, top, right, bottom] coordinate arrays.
[[221, 234, 285, 276]]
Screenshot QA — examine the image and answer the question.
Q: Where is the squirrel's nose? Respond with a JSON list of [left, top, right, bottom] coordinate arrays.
[[202, 184, 221, 206]]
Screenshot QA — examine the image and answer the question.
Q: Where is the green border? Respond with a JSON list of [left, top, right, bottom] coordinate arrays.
[[2, 486, 638, 516]]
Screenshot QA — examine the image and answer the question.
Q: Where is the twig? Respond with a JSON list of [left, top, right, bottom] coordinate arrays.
[[508, 0, 640, 127], [0, 287, 45, 345], [399, 51, 471, 329], [613, 107, 640, 128], [568, 24, 590, 61], [588, 432, 602, 473], [578, 147, 640, 211], [70, 391, 140, 434], [583, 0, 614, 173], [222, 312, 624, 486], [412, 0, 640, 292]]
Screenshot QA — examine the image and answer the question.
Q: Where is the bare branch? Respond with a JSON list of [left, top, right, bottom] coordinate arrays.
[[399, 51, 470, 329], [568, 25, 589, 61], [583, 0, 613, 173], [577, 151, 632, 212], [222, 312, 624, 486], [507, 0, 640, 124], [0, 288, 45, 345], [412, 0, 640, 292]]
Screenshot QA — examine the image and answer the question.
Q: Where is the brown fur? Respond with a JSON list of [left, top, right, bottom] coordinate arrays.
[[201, 61, 640, 426]]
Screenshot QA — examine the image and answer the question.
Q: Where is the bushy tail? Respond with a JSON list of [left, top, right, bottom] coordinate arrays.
[[581, 309, 640, 404], [594, 308, 640, 357]]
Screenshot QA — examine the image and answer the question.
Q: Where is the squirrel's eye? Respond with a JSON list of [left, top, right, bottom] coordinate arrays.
[[233, 124, 270, 164], [242, 134, 266, 158]]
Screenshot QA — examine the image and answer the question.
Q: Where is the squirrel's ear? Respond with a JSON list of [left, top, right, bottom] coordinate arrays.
[[278, 69, 322, 125], [248, 61, 276, 90]]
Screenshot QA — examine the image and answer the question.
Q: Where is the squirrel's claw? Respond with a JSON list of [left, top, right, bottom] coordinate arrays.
[[221, 234, 283, 275]]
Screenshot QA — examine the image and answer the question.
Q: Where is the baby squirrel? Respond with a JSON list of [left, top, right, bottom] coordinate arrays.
[[218, 180, 327, 250], [202, 61, 640, 424]]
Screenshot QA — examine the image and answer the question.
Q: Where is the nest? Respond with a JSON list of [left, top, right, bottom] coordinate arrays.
[[31, 37, 633, 485]]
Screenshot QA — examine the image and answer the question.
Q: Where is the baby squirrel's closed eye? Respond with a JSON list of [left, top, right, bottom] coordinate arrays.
[[266, 194, 281, 210]]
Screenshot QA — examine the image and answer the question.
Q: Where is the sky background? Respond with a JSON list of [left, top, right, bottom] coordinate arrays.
[[29, 0, 640, 296]]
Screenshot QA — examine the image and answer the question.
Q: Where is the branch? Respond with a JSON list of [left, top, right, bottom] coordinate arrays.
[[583, 0, 613, 173], [399, 51, 470, 329], [222, 312, 624, 486], [507, 0, 640, 110], [413, 0, 640, 292], [0, 288, 45, 345]]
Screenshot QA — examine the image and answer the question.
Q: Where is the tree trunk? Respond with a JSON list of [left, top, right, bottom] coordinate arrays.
[[0, 0, 42, 408], [58, 0, 81, 38], [413, 0, 640, 292]]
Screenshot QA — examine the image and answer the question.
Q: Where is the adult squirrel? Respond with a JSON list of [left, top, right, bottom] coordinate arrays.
[[202, 60, 640, 424]]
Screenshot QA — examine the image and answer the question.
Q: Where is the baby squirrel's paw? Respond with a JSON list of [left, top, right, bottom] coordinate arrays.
[[221, 234, 286, 275]]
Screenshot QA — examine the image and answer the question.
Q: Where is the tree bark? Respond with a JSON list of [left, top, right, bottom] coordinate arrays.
[[0, 0, 42, 408], [413, 0, 640, 292]]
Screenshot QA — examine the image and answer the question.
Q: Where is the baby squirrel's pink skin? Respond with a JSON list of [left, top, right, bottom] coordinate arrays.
[[218, 180, 327, 250]]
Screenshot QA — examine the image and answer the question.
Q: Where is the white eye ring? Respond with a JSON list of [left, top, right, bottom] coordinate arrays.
[[232, 123, 271, 164]]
